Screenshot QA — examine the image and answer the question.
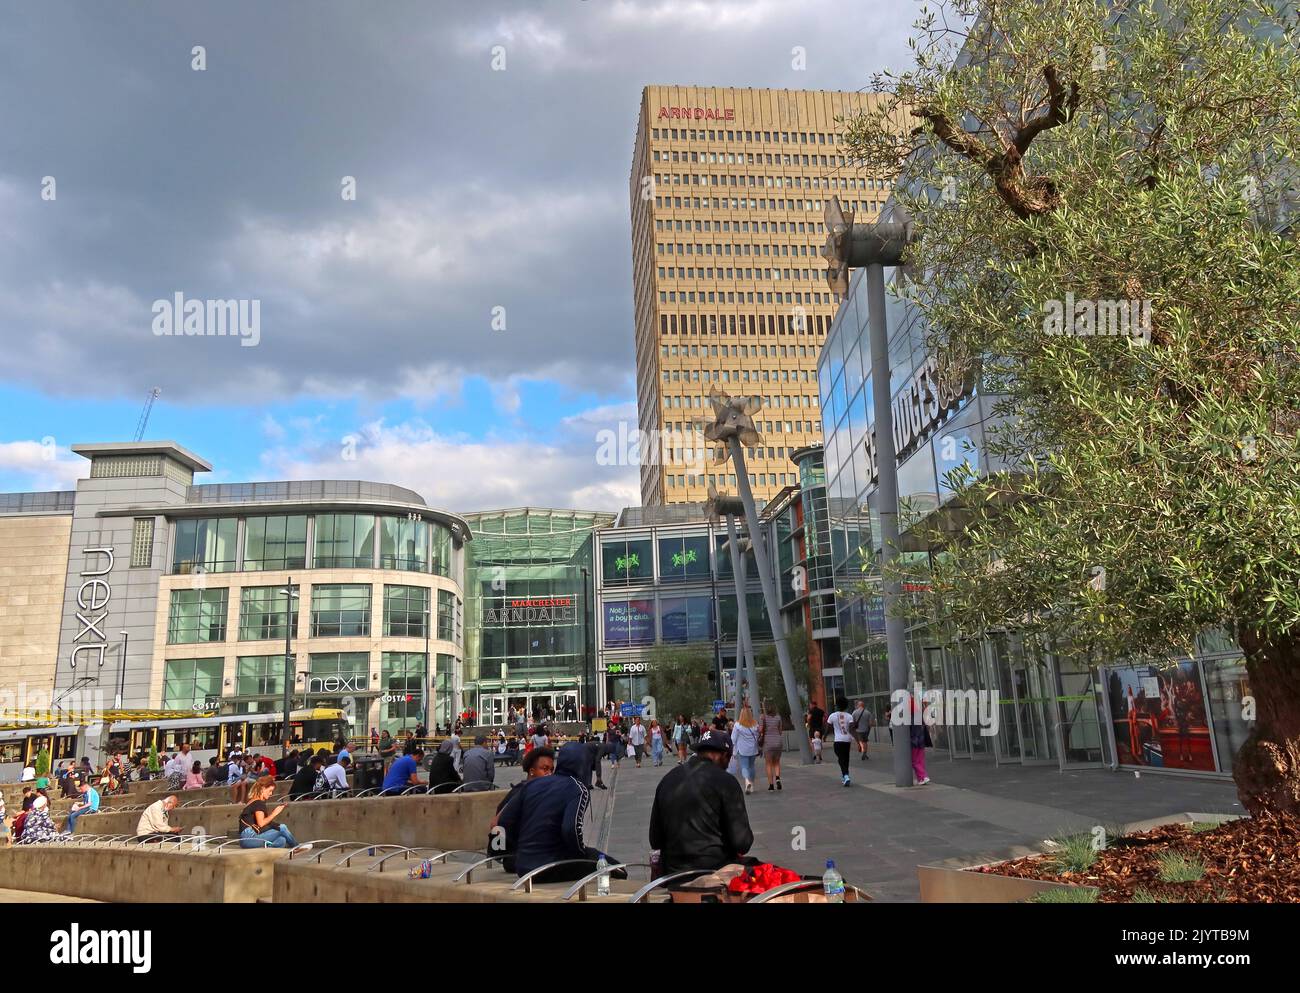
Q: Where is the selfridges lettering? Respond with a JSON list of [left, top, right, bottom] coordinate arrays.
[[482, 596, 577, 625], [862, 356, 973, 483], [70, 547, 114, 669]]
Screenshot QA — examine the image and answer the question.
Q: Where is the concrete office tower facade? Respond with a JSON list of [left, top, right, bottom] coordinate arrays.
[[628, 85, 894, 507]]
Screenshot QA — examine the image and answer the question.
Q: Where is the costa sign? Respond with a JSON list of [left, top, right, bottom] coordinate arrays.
[[70, 547, 114, 669], [658, 107, 735, 122]]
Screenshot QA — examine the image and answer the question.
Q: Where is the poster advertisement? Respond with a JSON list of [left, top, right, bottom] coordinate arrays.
[[603, 599, 655, 646], [1106, 661, 1215, 771]]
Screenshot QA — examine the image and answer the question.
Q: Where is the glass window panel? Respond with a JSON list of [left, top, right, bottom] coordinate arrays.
[[243, 515, 307, 571], [602, 538, 653, 584], [167, 588, 229, 644], [310, 584, 372, 637], [314, 514, 376, 569], [602, 599, 656, 646], [383, 585, 429, 638], [172, 518, 238, 573], [380, 516, 430, 572], [238, 585, 299, 641], [161, 658, 223, 709], [657, 534, 711, 582]]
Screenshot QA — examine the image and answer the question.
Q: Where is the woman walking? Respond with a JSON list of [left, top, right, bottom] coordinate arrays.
[[649, 719, 665, 767], [730, 706, 761, 794], [758, 701, 784, 791], [672, 714, 690, 764], [825, 696, 856, 787]]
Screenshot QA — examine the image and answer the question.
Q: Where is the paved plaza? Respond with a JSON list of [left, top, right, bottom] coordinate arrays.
[[586, 739, 1241, 902]]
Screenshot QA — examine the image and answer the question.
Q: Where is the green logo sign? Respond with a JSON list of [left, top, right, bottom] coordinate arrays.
[[671, 549, 698, 569], [616, 552, 640, 575]]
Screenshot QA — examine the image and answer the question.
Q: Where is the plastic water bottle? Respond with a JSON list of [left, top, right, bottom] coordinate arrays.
[[822, 859, 845, 903], [596, 855, 610, 897]]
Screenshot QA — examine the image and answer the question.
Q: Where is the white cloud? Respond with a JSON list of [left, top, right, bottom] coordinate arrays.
[[259, 413, 640, 513], [0, 440, 89, 491]]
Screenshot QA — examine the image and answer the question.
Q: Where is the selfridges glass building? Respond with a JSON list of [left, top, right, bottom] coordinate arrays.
[[461, 509, 614, 725], [818, 250, 1251, 777]]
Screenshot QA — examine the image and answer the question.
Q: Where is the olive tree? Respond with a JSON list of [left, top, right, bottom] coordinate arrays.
[[843, 0, 1300, 813]]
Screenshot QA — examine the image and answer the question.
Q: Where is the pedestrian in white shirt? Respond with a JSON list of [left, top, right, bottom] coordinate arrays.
[[825, 696, 856, 787], [627, 718, 648, 768], [323, 756, 350, 792]]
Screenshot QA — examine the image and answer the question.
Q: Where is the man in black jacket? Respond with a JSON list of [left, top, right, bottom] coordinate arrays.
[[648, 730, 754, 876]]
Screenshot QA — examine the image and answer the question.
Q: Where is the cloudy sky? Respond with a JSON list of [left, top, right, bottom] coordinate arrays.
[[0, 0, 916, 512]]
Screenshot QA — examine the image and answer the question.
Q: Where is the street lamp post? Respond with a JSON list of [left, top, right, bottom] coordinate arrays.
[[581, 565, 592, 724], [823, 197, 915, 788], [279, 578, 300, 759], [703, 439, 812, 765], [116, 630, 129, 710]]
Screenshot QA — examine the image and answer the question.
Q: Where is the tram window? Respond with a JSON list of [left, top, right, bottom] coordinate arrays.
[[0, 742, 22, 764], [53, 736, 78, 760], [251, 723, 282, 748], [161, 726, 219, 751]]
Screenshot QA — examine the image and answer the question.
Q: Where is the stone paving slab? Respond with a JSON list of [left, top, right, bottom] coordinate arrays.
[[599, 740, 1241, 903]]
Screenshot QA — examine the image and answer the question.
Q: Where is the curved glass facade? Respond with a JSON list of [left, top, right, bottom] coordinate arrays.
[[462, 509, 614, 725]]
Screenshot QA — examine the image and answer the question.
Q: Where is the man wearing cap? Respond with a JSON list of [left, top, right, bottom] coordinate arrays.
[[648, 729, 754, 876]]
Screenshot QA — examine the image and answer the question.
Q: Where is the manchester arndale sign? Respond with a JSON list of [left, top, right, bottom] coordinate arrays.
[[70, 547, 114, 670], [483, 596, 577, 625], [658, 106, 735, 121]]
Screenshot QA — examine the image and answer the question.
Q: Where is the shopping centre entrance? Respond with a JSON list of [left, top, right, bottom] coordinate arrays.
[[477, 688, 579, 724]]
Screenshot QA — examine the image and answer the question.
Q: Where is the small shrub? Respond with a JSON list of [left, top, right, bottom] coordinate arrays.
[[1130, 887, 1162, 903], [1156, 851, 1206, 884], [34, 748, 51, 777], [1028, 887, 1098, 904], [1049, 832, 1098, 874], [1189, 821, 1219, 834]]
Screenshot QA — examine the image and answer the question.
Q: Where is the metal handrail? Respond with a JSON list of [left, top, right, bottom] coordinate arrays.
[[300, 840, 363, 863], [350, 788, 380, 798], [425, 849, 484, 865], [429, 781, 461, 794], [748, 879, 849, 903], [560, 862, 652, 901], [368, 847, 444, 873], [626, 869, 716, 904], [341, 843, 409, 867], [511, 859, 599, 894], [451, 782, 499, 793], [452, 855, 504, 884], [399, 785, 429, 796]]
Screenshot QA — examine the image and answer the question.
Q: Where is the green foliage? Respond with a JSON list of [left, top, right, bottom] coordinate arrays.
[[647, 644, 716, 724], [1189, 821, 1221, 833], [1156, 851, 1207, 883], [34, 748, 50, 777], [841, 0, 1300, 787], [1130, 887, 1167, 903], [756, 627, 812, 721], [148, 742, 160, 773], [1027, 886, 1098, 903], [1050, 832, 1099, 873]]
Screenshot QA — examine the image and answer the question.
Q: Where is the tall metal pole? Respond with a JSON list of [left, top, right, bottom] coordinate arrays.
[[115, 631, 129, 710], [424, 589, 431, 736], [728, 441, 814, 765], [723, 516, 751, 717], [581, 565, 592, 724], [280, 578, 297, 760], [865, 262, 915, 789]]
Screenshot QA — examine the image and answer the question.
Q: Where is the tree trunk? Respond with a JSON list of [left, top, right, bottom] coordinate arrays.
[[1233, 627, 1300, 816]]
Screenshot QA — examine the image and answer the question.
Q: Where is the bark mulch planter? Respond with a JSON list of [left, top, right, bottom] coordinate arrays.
[[983, 812, 1297, 903], [916, 812, 1300, 903]]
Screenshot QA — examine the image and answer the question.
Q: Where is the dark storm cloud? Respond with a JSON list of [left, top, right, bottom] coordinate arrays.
[[0, 0, 914, 404]]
